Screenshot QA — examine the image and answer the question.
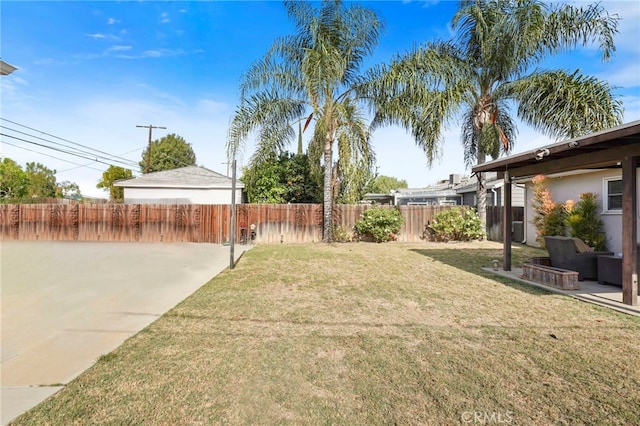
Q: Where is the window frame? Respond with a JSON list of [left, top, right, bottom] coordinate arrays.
[[602, 176, 622, 214]]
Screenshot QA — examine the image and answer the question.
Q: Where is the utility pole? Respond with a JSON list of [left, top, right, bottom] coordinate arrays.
[[136, 124, 166, 173]]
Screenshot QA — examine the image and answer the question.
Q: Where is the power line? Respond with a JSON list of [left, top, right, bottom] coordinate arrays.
[[1, 133, 143, 173], [1, 140, 105, 172], [1, 118, 224, 181], [1, 125, 140, 169], [1, 118, 141, 168], [57, 146, 145, 173]]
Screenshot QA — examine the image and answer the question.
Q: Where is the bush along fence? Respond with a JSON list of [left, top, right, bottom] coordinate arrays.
[[0, 203, 463, 244]]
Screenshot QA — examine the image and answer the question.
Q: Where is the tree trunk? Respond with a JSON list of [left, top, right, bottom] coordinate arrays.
[[323, 140, 333, 242], [476, 132, 487, 229]]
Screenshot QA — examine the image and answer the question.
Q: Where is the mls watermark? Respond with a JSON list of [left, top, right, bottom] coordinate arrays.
[[461, 411, 514, 424]]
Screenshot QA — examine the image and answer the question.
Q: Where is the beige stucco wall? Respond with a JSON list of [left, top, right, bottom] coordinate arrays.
[[523, 169, 640, 254]]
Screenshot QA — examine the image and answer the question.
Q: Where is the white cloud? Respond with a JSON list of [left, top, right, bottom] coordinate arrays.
[[142, 50, 163, 58], [33, 58, 54, 65], [10, 76, 29, 87], [603, 63, 640, 89], [86, 33, 121, 42], [107, 18, 120, 25], [620, 94, 640, 122], [107, 45, 132, 52], [113, 48, 196, 59], [142, 48, 185, 58]]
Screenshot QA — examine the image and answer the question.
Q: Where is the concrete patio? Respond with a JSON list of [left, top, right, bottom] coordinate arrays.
[[486, 267, 639, 317]]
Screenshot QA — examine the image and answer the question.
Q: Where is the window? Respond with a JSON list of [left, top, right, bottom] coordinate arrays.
[[603, 177, 622, 212]]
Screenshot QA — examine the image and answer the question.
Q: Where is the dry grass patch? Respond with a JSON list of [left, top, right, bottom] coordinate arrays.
[[13, 241, 640, 425]]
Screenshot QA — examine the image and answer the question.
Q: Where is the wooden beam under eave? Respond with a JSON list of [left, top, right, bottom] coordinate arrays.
[[621, 156, 638, 306], [508, 144, 640, 179], [503, 171, 512, 271]]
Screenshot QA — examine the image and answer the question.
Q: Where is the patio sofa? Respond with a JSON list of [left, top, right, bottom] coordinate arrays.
[[544, 236, 613, 281]]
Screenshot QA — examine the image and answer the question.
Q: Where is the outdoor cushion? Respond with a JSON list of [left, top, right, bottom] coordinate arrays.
[[573, 238, 594, 253], [544, 236, 613, 281]]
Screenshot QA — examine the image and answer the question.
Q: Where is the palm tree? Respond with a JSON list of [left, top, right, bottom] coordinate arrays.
[[365, 0, 623, 226], [227, 0, 381, 241]]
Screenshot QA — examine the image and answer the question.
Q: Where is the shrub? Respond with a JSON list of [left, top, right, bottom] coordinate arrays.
[[331, 224, 352, 243], [566, 192, 607, 251], [354, 207, 403, 243], [427, 208, 485, 242], [531, 174, 568, 247], [543, 203, 567, 239]]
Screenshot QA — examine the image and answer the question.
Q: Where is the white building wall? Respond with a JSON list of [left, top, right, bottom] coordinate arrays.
[[123, 187, 243, 204], [511, 184, 525, 207], [523, 169, 640, 253]]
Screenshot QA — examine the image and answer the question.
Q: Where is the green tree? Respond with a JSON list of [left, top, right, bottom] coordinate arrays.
[[367, 0, 622, 226], [0, 157, 29, 200], [366, 175, 408, 194], [334, 153, 376, 204], [140, 133, 196, 173], [97, 165, 133, 202], [242, 153, 322, 204], [25, 162, 58, 198], [227, 0, 381, 241], [57, 181, 81, 199]]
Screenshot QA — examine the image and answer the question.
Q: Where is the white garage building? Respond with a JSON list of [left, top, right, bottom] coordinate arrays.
[[114, 166, 244, 204]]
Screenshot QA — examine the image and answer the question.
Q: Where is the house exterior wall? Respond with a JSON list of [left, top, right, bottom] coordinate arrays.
[[123, 187, 244, 205], [511, 184, 525, 207], [460, 184, 524, 207], [523, 169, 640, 253]]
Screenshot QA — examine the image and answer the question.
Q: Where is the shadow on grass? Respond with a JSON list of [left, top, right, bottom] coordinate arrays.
[[409, 244, 554, 297]]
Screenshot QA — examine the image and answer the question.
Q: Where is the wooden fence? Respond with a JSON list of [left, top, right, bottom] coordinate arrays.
[[0, 203, 456, 244], [486, 206, 525, 242]]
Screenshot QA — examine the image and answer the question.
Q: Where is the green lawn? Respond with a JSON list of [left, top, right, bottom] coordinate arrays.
[[13, 242, 640, 425]]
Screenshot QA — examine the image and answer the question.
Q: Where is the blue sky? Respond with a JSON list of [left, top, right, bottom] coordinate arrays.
[[1, 0, 639, 198]]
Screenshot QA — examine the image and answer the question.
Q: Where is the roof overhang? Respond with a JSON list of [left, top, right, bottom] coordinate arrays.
[[114, 183, 244, 189], [472, 120, 640, 179], [1, 60, 17, 75]]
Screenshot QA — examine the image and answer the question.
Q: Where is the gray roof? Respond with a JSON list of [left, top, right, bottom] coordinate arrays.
[[454, 173, 503, 194], [114, 166, 244, 189]]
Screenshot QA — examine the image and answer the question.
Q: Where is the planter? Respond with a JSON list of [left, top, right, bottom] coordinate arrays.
[[522, 263, 580, 290]]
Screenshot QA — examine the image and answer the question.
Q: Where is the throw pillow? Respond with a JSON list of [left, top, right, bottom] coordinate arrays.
[[573, 238, 593, 253]]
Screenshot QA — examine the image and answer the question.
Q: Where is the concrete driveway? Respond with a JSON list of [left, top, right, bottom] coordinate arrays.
[[1, 241, 249, 425]]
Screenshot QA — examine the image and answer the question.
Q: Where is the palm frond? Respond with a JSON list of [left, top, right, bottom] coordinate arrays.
[[460, 108, 478, 169], [511, 70, 623, 139], [226, 92, 306, 162], [544, 2, 618, 61]]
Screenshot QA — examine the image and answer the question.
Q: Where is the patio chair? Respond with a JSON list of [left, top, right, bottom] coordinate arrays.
[[544, 236, 613, 281]]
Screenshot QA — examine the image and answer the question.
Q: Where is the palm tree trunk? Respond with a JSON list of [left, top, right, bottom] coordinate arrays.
[[476, 131, 487, 230], [474, 121, 487, 231], [323, 140, 333, 242]]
